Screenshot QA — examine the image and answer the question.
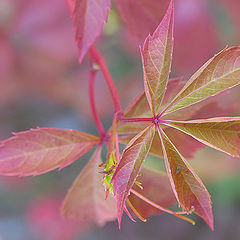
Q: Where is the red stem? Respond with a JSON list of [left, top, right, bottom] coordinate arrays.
[[89, 69, 105, 137], [89, 45, 122, 114], [118, 117, 153, 123]]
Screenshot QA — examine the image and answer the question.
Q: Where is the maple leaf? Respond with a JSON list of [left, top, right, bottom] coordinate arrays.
[[112, 0, 240, 229]]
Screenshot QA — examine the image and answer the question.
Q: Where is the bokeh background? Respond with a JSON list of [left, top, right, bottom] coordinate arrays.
[[1, 0, 240, 239]]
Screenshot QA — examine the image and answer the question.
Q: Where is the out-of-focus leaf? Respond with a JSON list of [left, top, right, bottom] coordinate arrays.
[[158, 128, 213, 230], [141, 0, 174, 115], [73, 0, 111, 61], [163, 47, 240, 116], [164, 117, 240, 157], [0, 128, 99, 176], [112, 126, 155, 227], [115, 0, 169, 41], [128, 167, 176, 218], [61, 147, 117, 226], [28, 196, 86, 240]]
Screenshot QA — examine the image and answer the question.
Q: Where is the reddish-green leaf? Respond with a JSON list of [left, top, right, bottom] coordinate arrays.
[[163, 117, 240, 157], [158, 128, 213, 230], [163, 47, 240, 116], [128, 167, 176, 218], [61, 147, 117, 226], [141, 0, 174, 115], [112, 126, 155, 227], [0, 128, 99, 176], [73, 0, 110, 61]]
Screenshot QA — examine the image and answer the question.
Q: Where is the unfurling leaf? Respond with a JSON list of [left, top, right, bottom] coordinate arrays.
[[162, 47, 240, 116], [164, 117, 240, 157], [73, 0, 111, 61], [112, 126, 155, 227], [61, 147, 117, 226], [0, 128, 99, 176], [128, 167, 176, 219], [158, 128, 213, 230], [141, 0, 174, 115], [103, 151, 117, 196]]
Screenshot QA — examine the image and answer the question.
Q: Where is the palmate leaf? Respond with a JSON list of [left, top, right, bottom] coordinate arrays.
[[72, 0, 111, 61], [61, 147, 117, 226], [141, 0, 174, 115], [0, 128, 99, 176], [158, 128, 213, 230], [112, 126, 155, 227], [163, 117, 240, 157], [162, 47, 240, 116]]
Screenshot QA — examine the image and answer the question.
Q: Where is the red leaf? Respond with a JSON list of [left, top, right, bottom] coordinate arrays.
[[73, 0, 111, 61], [62, 147, 117, 226], [116, 0, 169, 41], [0, 128, 99, 176], [27, 196, 86, 240], [112, 126, 155, 227], [158, 128, 213, 230]]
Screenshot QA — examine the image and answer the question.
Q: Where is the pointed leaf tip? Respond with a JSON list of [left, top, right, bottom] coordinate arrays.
[[141, 0, 174, 115], [158, 128, 213, 229], [163, 46, 240, 115], [112, 126, 155, 226], [164, 117, 240, 158], [0, 128, 99, 176], [73, 0, 111, 62]]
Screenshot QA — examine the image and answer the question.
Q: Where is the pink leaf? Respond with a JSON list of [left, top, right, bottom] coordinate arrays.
[[112, 126, 155, 227], [141, 0, 174, 115], [61, 147, 117, 226], [0, 128, 99, 176], [116, 0, 170, 41], [73, 0, 111, 61], [158, 128, 213, 230]]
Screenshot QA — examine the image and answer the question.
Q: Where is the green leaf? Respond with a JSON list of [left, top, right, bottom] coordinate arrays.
[[163, 117, 240, 157], [162, 47, 240, 116]]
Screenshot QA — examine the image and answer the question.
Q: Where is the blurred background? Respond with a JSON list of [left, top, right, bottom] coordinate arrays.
[[0, 0, 240, 239]]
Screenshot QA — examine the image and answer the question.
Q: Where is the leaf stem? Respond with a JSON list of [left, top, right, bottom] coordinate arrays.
[[89, 69, 105, 137], [89, 45, 122, 114], [118, 117, 153, 123], [130, 189, 195, 225]]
